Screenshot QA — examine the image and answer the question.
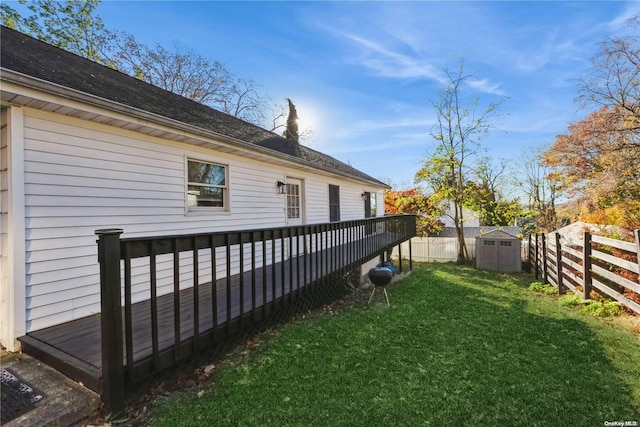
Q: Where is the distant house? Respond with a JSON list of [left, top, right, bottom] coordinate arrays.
[[0, 26, 394, 351], [436, 199, 481, 228]]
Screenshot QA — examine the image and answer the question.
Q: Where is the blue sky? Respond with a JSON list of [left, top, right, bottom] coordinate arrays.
[[94, 1, 639, 190]]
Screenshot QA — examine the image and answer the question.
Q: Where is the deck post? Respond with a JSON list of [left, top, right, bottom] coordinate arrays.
[[409, 238, 413, 271], [95, 228, 125, 416]]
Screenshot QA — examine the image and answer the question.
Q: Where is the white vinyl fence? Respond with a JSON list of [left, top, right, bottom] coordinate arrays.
[[391, 237, 478, 262]]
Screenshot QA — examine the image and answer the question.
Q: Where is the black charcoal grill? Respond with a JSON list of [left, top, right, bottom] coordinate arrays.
[[367, 264, 394, 306]]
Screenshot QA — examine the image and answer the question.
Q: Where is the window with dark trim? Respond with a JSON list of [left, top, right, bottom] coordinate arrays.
[[370, 192, 377, 217], [329, 184, 340, 222], [187, 159, 227, 209]]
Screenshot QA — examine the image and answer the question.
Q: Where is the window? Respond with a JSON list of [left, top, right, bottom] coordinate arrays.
[[483, 240, 495, 246], [187, 159, 227, 209], [370, 192, 377, 217], [500, 241, 512, 247], [286, 182, 300, 220], [329, 184, 340, 222]]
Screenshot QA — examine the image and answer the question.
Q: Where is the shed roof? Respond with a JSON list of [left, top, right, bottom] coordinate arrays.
[[0, 26, 388, 188], [476, 230, 520, 240], [437, 226, 521, 238]]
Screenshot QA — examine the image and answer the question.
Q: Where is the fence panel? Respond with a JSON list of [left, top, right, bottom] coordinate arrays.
[[392, 237, 477, 262], [528, 229, 640, 315]]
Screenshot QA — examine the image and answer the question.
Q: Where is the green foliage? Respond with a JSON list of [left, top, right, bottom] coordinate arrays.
[[580, 300, 623, 317], [559, 293, 623, 317], [560, 293, 585, 307], [1, 0, 107, 62], [529, 282, 557, 295]]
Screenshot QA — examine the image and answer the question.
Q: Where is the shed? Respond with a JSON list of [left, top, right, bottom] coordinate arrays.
[[475, 230, 521, 272]]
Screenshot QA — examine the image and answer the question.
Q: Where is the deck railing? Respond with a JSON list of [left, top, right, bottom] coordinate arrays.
[[95, 214, 416, 414]]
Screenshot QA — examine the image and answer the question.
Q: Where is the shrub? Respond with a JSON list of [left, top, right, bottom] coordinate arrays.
[[580, 300, 623, 317], [529, 282, 556, 295], [559, 293, 585, 307]]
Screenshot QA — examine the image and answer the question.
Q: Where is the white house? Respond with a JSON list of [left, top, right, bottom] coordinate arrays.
[[0, 26, 391, 351], [437, 199, 481, 228]]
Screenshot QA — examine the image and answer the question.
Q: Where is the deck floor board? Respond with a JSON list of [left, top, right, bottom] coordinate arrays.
[[21, 232, 406, 393]]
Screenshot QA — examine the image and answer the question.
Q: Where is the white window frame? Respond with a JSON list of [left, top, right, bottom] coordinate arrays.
[[185, 157, 229, 213]]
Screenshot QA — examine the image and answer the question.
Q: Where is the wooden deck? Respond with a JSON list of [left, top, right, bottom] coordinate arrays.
[[19, 230, 410, 395]]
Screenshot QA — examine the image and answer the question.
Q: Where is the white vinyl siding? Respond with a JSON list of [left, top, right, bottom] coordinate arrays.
[[20, 109, 384, 332], [0, 108, 9, 344]]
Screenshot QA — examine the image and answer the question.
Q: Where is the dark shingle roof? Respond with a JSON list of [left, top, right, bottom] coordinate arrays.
[[0, 26, 387, 187]]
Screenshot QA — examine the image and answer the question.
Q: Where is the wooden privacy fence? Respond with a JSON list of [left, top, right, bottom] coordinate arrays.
[[392, 237, 477, 262], [95, 215, 416, 414], [528, 229, 640, 315]]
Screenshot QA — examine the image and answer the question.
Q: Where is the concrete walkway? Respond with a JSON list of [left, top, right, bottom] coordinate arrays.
[[1, 351, 100, 427]]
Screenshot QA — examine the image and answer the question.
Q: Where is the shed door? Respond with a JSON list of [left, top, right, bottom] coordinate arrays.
[[498, 240, 515, 272], [482, 240, 498, 270]]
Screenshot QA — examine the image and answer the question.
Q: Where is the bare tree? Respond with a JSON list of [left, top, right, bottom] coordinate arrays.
[[3, 1, 314, 134], [518, 148, 561, 232], [415, 60, 505, 261], [101, 32, 271, 124], [577, 16, 640, 145]]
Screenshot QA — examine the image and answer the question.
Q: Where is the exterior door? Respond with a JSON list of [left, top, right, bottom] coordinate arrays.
[[285, 178, 304, 259], [285, 178, 303, 226]]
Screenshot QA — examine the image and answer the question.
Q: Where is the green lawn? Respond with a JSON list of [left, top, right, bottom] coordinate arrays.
[[143, 263, 640, 427]]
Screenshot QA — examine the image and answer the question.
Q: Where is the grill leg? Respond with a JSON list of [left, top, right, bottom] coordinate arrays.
[[368, 287, 377, 305], [367, 286, 390, 307]]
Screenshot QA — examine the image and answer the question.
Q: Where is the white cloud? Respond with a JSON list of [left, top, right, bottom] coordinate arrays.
[[340, 32, 446, 82], [608, 3, 640, 31], [467, 78, 507, 96]]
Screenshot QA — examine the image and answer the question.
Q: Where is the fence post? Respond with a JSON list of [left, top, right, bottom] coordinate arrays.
[[635, 230, 640, 283], [534, 234, 539, 280], [583, 231, 592, 300], [542, 233, 548, 284], [409, 238, 413, 271], [95, 228, 125, 416], [555, 232, 565, 294]]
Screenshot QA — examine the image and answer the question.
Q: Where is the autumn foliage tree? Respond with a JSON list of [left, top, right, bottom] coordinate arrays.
[[384, 189, 444, 236], [415, 60, 505, 260], [546, 16, 640, 230], [543, 107, 640, 229]]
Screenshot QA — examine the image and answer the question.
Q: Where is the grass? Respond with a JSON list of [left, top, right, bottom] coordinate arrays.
[[143, 263, 640, 427]]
